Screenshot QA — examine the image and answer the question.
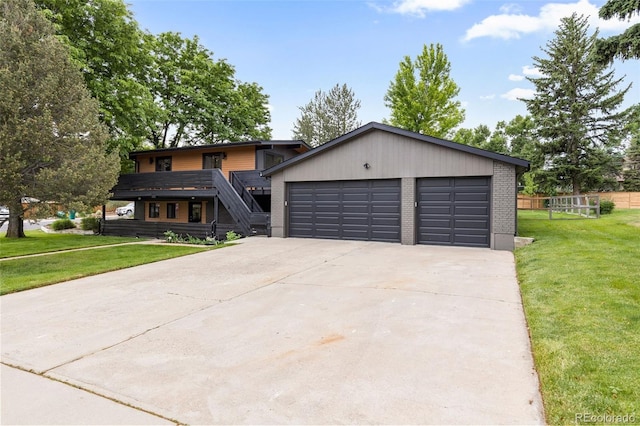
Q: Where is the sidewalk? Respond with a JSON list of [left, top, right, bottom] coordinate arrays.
[[1, 364, 175, 425]]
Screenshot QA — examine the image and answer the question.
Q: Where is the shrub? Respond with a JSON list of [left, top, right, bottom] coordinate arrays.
[[600, 200, 615, 215], [51, 218, 76, 231], [225, 230, 240, 241], [163, 230, 219, 245], [81, 217, 100, 233]]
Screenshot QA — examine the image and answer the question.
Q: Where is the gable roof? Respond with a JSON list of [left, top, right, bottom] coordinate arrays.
[[262, 122, 530, 176], [129, 139, 312, 158]]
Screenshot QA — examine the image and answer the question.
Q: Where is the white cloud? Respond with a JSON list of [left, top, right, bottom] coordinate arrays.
[[522, 65, 543, 77], [501, 88, 535, 101], [480, 94, 496, 100], [499, 3, 523, 14], [463, 0, 640, 41], [509, 74, 525, 81], [372, 0, 470, 17]]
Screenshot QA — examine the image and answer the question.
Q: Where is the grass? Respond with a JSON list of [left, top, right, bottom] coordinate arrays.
[[516, 209, 640, 424], [0, 244, 215, 295], [0, 230, 139, 258]]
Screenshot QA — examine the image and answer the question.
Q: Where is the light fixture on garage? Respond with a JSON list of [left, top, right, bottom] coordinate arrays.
[[363, 163, 370, 169]]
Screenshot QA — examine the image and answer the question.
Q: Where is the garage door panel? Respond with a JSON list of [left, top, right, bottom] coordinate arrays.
[[455, 219, 489, 229], [455, 206, 489, 216], [342, 193, 369, 202], [454, 233, 489, 246], [418, 232, 452, 244], [421, 218, 452, 228], [417, 177, 490, 248], [419, 206, 452, 216], [455, 192, 489, 202], [288, 180, 400, 243]]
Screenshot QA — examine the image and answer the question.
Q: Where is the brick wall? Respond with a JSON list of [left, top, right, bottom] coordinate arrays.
[[492, 162, 516, 235], [401, 178, 416, 245]]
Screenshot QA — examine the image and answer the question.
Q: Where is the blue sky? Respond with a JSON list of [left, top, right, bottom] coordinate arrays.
[[129, 0, 640, 140]]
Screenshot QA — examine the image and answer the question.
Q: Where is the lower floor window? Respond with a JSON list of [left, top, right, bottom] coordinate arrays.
[[167, 203, 178, 219], [149, 202, 160, 218]]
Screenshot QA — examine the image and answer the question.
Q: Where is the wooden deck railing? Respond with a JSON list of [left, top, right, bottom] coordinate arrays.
[[112, 170, 215, 192]]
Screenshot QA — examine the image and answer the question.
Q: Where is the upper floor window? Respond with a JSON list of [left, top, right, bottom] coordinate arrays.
[[203, 153, 224, 169], [156, 156, 172, 172], [265, 152, 284, 169]]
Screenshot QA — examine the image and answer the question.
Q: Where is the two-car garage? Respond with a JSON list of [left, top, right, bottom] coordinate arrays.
[[265, 123, 529, 251], [288, 179, 401, 243], [287, 176, 491, 248]]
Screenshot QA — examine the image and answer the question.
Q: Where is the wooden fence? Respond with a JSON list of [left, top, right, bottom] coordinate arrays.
[[518, 192, 640, 210]]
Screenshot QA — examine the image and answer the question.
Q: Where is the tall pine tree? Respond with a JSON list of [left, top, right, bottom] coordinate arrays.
[[523, 14, 630, 195], [292, 84, 361, 147]]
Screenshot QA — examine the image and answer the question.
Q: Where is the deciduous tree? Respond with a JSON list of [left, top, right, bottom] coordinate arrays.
[[35, 0, 154, 164], [145, 32, 271, 148], [0, 0, 119, 238], [523, 14, 630, 195], [384, 43, 465, 138], [292, 84, 361, 147]]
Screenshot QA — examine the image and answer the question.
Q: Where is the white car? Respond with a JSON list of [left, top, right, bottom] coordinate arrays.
[[116, 202, 135, 216], [0, 205, 9, 219]]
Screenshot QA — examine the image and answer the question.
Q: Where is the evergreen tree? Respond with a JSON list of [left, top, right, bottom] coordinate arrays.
[[292, 84, 361, 147], [622, 105, 640, 191], [595, 0, 640, 63], [523, 14, 630, 195], [0, 0, 119, 238], [384, 43, 465, 139]]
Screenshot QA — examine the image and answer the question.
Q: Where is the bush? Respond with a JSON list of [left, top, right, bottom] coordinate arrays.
[[51, 218, 76, 231], [225, 230, 240, 241], [163, 230, 219, 245], [600, 200, 615, 215], [81, 217, 100, 233]]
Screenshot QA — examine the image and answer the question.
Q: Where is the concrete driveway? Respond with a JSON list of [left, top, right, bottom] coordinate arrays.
[[1, 238, 544, 425]]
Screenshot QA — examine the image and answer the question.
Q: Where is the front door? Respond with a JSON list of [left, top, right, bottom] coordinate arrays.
[[189, 202, 202, 223]]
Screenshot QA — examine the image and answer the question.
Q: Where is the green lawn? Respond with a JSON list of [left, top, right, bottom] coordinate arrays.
[[0, 230, 139, 258], [516, 209, 640, 424], [0, 230, 220, 295]]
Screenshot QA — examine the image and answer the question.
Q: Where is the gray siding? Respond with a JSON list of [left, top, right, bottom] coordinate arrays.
[[270, 130, 519, 250], [277, 132, 493, 181]]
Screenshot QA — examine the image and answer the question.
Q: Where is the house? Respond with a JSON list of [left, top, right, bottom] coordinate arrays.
[[103, 140, 311, 239], [105, 122, 529, 250], [263, 122, 529, 251]]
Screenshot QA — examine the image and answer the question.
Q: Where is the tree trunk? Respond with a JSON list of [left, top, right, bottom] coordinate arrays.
[[572, 177, 581, 195], [5, 200, 25, 238]]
